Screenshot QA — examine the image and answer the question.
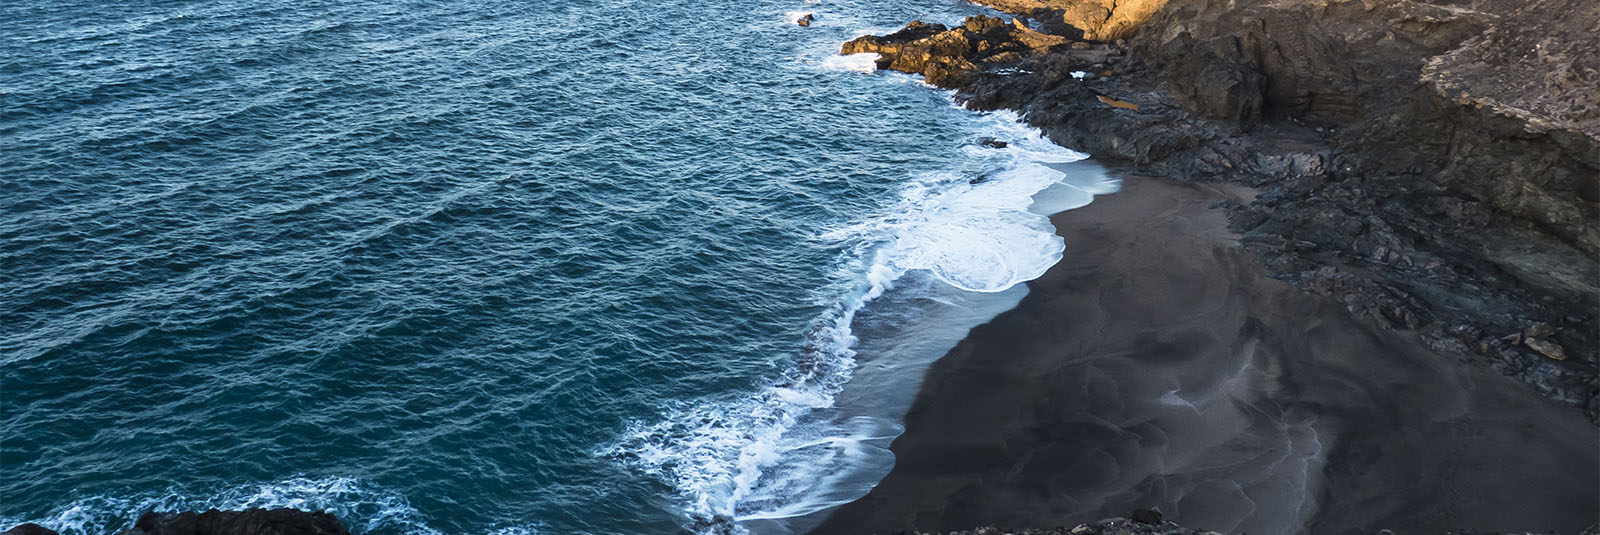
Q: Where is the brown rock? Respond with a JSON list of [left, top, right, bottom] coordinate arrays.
[[1096, 95, 1140, 111], [1526, 337, 1569, 361]]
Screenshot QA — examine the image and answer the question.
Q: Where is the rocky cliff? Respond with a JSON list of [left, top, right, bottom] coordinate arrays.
[[842, 0, 1599, 419]]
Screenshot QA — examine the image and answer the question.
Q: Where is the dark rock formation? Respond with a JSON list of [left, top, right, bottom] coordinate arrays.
[[841, 0, 1599, 419], [841, 16, 1073, 87], [796, 13, 814, 27], [118, 509, 347, 535], [3, 524, 59, 535], [1130, 508, 1164, 525]]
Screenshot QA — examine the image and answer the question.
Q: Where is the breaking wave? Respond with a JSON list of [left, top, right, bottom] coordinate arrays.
[[604, 110, 1117, 534]]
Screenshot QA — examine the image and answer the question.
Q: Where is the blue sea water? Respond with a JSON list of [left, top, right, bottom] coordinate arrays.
[[0, 1, 1115, 534]]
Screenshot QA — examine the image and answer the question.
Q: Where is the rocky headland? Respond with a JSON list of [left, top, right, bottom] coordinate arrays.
[[842, 0, 1599, 419], [821, 1, 1599, 533]]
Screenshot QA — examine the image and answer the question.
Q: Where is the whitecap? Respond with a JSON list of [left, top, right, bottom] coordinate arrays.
[[819, 53, 879, 73], [604, 110, 1116, 535]]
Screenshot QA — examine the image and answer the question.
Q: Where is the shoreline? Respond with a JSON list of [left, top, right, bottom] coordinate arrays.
[[814, 174, 1599, 533], [813, 2, 1599, 530], [836, 0, 1599, 419]]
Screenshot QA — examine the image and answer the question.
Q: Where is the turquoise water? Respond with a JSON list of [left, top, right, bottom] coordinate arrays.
[[0, 1, 1113, 533]]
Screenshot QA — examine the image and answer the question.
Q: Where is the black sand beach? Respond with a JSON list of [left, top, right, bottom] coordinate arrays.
[[817, 177, 1599, 534]]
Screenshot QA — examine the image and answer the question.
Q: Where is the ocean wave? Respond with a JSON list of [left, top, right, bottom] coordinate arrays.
[[819, 53, 879, 73], [603, 110, 1114, 534]]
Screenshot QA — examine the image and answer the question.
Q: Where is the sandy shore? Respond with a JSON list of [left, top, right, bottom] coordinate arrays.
[[815, 176, 1598, 534]]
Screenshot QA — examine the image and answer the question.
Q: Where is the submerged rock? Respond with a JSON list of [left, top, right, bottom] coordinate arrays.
[[4, 524, 58, 535], [119, 509, 347, 535]]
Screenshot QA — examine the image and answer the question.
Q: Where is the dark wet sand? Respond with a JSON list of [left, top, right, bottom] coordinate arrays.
[[816, 177, 1598, 534]]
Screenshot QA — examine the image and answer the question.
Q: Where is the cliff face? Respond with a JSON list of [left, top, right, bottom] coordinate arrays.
[[842, 0, 1598, 417], [1131, 0, 1599, 270]]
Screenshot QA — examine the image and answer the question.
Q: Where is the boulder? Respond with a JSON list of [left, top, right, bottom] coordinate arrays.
[[4, 524, 58, 535], [120, 509, 347, 535], [1130, 508, 1164, 525]]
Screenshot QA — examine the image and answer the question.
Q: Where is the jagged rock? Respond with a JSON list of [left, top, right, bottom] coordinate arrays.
[[796, 13, 814, 27], [976, 0, 1168, 40], [1148, 32, 1263, 124], [841, 16, 1078, 87], [120, 509, 347, 535], [4, 524, 58, 535], [1527, 337, 1570, 361], [980, 137, 1009, 148], [684, 514, 736, 535]]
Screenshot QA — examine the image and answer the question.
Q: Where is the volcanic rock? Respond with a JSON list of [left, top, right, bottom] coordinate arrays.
[[4, 524, 58, 535], [119, 509, 347, 535]]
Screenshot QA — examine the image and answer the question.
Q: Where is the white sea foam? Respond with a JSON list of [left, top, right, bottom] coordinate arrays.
[[0, 476, 536, 535], [605, 109, 1117, 534], [820, 53, 879, 73]]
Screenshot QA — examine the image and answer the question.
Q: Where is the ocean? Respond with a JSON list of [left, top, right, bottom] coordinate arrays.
[[0, 1, 1116, 533]]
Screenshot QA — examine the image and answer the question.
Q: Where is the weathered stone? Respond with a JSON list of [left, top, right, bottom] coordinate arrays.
[[1527, 337, 1570, 361]]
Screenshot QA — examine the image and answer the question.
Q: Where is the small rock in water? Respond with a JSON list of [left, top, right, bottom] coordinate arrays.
[[686, 514, 737, 535], [796, 13, 815, 26], [4, 524, 58, 535], [980, 137, 1008, 149], [124, 509, 347, 535]]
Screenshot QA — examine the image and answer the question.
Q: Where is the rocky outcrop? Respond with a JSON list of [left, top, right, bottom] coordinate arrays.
[[120, 509, 346, 535], [841, 16, 1072, 87], [3, 524, 58, 535], [842, 0, 1599, 418], [973, 0, 1170, 41]]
